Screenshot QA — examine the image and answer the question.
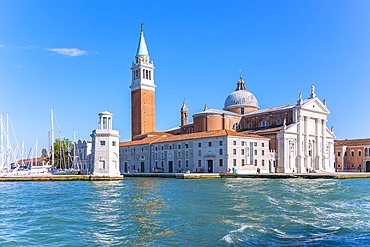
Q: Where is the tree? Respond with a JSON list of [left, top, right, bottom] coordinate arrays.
[[41, 148, 48, 158], [51, 138, 74, 169]]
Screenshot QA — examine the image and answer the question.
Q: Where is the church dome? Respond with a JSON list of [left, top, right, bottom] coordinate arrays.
[[224, 90, 258, 109], [223, 73, 258, 111]]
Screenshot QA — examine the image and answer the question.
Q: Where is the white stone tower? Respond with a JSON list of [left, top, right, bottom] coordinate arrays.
[[90, 111, 120, 177]]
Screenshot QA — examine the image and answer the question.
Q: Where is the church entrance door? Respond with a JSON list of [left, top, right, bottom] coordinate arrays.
[[207, 160, 213, 173], [168, 161, 173, 173], [140, 162, 145, 173]]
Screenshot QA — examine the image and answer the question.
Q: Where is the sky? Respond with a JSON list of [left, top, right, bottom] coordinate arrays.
[[1, 0, 370, 156]]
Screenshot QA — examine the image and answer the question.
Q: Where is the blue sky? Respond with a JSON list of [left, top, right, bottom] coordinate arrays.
[[1, 0, 370, 155]]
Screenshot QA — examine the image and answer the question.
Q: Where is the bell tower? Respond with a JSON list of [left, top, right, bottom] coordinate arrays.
[[181, 98, 189, 126], [130, 24, 156, 140]]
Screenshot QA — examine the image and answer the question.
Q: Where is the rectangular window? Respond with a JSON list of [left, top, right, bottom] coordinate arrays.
[[198, 143, 201, 148], [198, 160, 201, 167], [254, 150, 257, 155], [198, 150, 201, 156], [185, 143, 188, 148], [233, 159, 237, 166], [242, 159, 245, 166], [208, 142, 212, 147], [219, 149, 223, 155], [112, 141, 116, 146], [99, 160, 105, 169], [262, 143, 265, 147], [254, 159, 257, 166], [262, 160, 265, 166], [233, 149, 236, 155], [241, 149, 245, 155], [241, 141, 245, 146], [254, 142, 257, 147], [219, 141, 223, 146], [100, 141, 106, 146], [358, 150, 362, 156], [219, 159, 223, 166], [233, 140, 237, 145], [178, 160, 181, 168], [262, 150, 265, 156], [186, 160, 189, 167]]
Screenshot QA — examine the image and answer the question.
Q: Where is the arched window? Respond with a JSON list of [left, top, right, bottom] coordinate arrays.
[[232, 123, 240, 130], [259, 120, 269, 127], [276, 119, 281, 125]]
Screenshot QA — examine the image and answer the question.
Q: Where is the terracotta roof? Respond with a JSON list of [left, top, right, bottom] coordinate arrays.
[[16, 157, 47, 164], [242, 125, 284, 135], [120, 129, 266, 147], [335, 138, 370, 147]]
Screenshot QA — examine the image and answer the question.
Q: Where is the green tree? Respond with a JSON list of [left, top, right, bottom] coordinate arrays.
[[51, 138, 74, 169], [41, 148, 48, 158]]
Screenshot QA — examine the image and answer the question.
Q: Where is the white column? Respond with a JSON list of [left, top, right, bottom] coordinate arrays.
[[304, 116, 309, 169], [315, 118, 321, 170], [321, 119, 326, 171]]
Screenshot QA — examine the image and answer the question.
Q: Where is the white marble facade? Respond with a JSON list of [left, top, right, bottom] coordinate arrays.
[[90, 111, 120, 177]]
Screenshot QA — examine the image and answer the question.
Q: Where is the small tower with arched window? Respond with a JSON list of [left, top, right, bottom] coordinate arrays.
[[181, 98, 189, 126], [90, 111, 120, 177]]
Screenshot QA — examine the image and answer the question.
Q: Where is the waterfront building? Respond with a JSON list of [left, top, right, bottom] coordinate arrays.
[[334, 139, 370, 172], [90, 111, 120, 176], [74, 140, 92, 174], [119, 24, 336, 174], [120, 130, 274, 174]]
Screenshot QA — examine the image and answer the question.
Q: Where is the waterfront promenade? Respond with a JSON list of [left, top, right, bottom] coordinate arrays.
[[0, 172, 369, 182], [0, 175, 123, 182], [123, 172, 370, 179]]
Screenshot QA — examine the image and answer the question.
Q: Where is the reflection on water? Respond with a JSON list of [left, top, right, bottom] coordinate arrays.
[[126, 178, 172, 246]]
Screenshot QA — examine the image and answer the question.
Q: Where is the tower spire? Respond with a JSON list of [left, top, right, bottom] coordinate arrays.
[[136, 23, 149, 57], [180, 98, 189, 126]]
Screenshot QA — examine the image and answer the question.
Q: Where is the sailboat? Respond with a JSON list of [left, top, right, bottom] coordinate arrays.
[[50, 109, 80, 175]]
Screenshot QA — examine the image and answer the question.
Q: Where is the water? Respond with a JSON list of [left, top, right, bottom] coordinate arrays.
[[0, 178, 370, 246]]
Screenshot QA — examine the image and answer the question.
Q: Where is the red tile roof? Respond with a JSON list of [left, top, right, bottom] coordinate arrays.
[[335, 138, 370, 147], [120, 129, 266, 147]]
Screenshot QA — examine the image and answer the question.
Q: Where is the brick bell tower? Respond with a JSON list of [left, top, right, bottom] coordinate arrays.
[[130, 24, 156, 140]]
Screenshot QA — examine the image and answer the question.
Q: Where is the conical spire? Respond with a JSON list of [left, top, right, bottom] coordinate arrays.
[[235, 71, 246, 91], [136, 23, 149, 57], [181, 98, 188, 111]]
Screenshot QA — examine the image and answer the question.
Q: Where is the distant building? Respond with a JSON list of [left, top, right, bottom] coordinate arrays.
[[74, 140, 92, 174], [90, 111, 120, 177], [121, 24, 335, 173], [334, 139, 370, 172]]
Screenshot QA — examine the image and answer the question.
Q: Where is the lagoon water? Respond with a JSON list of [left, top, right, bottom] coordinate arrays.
[[0, 178, 370, 246]]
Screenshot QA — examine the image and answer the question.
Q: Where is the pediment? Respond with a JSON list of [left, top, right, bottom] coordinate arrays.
[[301, 98, 330, 114]]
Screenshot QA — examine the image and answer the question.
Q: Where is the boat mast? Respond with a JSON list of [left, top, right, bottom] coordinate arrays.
[[6, 114, 9, 167], [35, 139, 38, 167], [51, 109, 55, 167], [73, 129, 76, 169], [0, 113, 3, 167]]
